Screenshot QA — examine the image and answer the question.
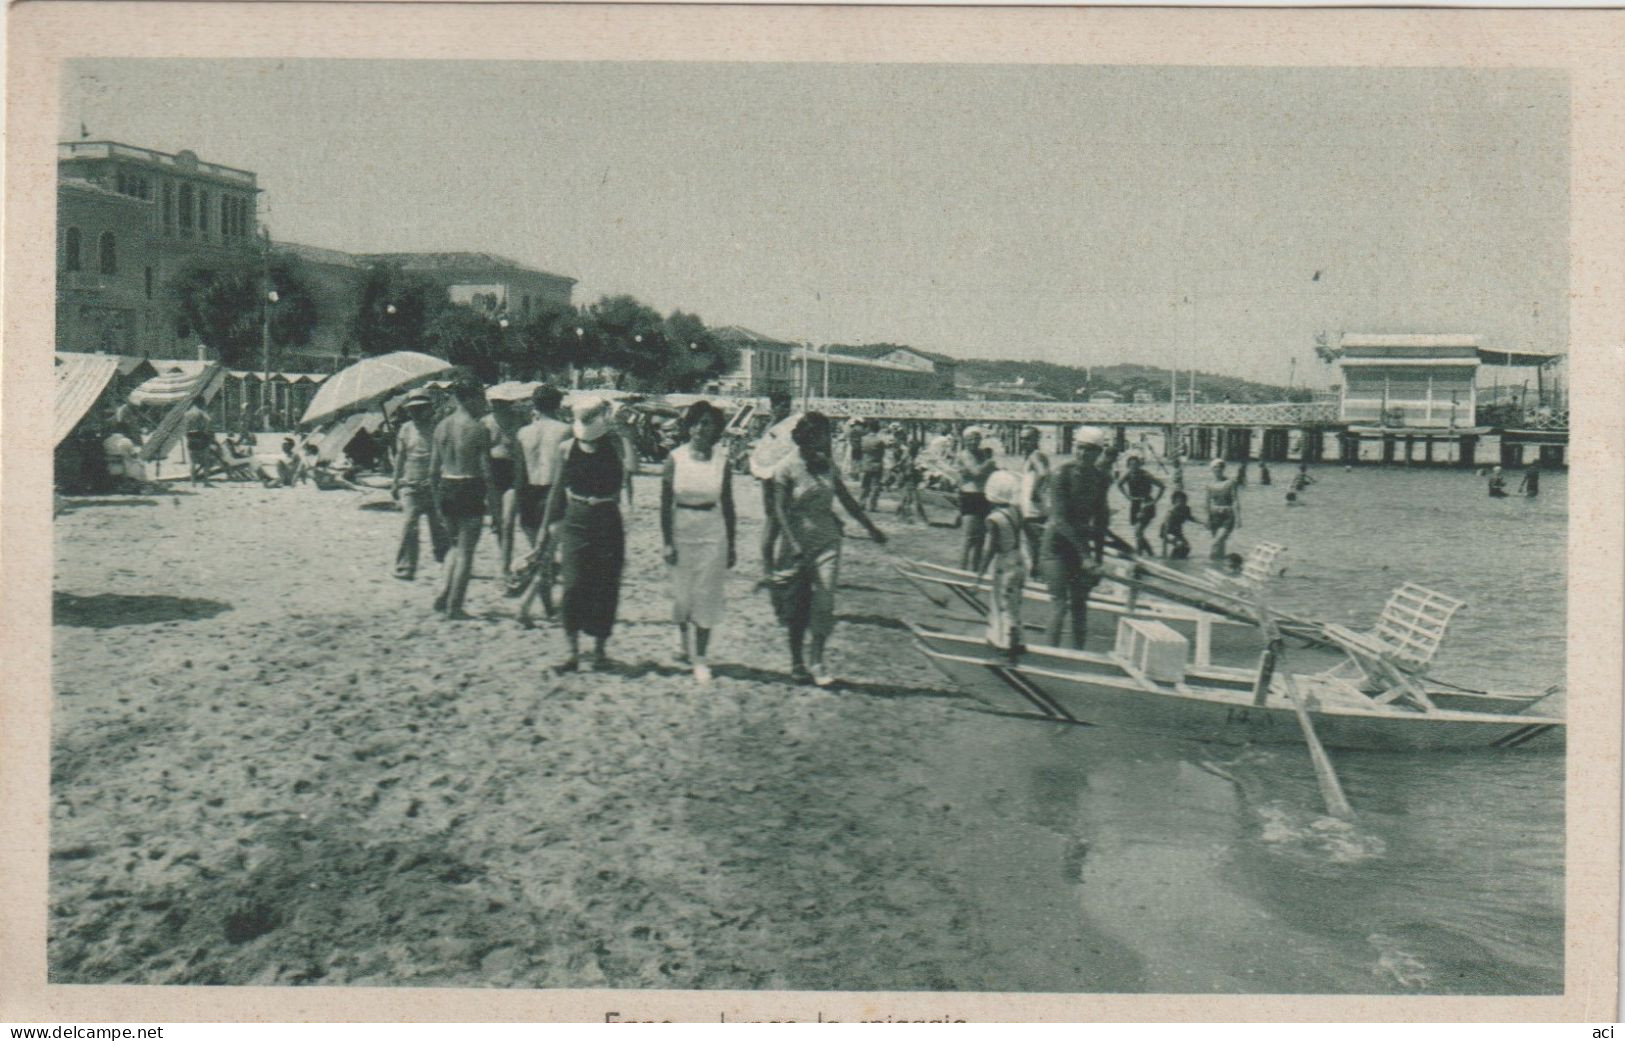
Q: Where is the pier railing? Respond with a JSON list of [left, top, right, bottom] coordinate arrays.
[[771, 398, 1341, 427]]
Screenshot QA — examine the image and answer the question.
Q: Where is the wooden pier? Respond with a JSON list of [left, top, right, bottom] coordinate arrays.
[[714, 396, 1568, 468]]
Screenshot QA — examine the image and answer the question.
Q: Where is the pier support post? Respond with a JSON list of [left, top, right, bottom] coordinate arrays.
[[1459, 434, 1477, 469]]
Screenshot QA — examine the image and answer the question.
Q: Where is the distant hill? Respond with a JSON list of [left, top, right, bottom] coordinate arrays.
[[954, 358, 1314, 404]]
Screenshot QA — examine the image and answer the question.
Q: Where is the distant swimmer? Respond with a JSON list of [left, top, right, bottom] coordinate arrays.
[[1285, 491, 1302, 506], [1518, 462, 1541, 498], [1488, 466, 1509, 498], [1259, 462, 1272, 486]]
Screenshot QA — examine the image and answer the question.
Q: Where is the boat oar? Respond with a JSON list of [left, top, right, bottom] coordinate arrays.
[[1251, 586, 1354, 820]]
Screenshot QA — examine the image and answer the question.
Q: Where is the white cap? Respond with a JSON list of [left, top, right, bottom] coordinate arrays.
[[984, 469, 1022, 506], [1074, 426, 1106, 447]]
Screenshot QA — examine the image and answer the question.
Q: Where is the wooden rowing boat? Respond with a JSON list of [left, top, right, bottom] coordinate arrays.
[[909, 620, 1564, 753], [894, 554, 1555, 717]]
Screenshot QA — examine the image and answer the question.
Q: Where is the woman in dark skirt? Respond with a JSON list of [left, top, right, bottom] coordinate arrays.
[[534, 396, 628, 673]]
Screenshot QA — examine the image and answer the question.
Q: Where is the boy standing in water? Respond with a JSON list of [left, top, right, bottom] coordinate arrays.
[[1160, 490, 1195, 558], [430, 379, 501, 620]]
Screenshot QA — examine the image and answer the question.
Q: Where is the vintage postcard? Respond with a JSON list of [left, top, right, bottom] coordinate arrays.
[[3, 3, 1621, 1024]]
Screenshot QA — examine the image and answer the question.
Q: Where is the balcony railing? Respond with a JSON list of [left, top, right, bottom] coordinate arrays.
[[59, 141, 257, 187], [711, 397, 1341, 425], [1478, 403, 1569, 431]]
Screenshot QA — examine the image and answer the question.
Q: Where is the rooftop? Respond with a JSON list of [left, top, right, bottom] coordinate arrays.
[[712, 325, 800, 349], [59, 140, 257, 187], [365, 251, 577, 284]]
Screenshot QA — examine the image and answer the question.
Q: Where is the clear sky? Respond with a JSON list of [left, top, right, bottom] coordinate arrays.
[[64, 60, 1568, 384]]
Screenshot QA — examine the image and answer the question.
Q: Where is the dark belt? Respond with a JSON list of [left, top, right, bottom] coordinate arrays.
[[675, 502, 716, 511]]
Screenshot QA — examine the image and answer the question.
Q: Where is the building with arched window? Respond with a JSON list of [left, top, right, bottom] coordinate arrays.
[[57, 140, 261, 357]]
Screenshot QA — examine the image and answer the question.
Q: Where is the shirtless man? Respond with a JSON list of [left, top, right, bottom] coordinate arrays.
[[1204, 458, 1242, 561], [429, 379, 501, 619]]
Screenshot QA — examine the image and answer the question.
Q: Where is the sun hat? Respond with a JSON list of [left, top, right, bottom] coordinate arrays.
[[962, 426, 986, 439], [571, 395, 613, 442], [1019, 425, 1042, 439], [1210, 458, 1227, 470], [984, 469, 1022, 506], [1074, 425, 1106, 447]]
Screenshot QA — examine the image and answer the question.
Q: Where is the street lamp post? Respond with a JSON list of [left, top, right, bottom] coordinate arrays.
[[573, 326, 585, 388]]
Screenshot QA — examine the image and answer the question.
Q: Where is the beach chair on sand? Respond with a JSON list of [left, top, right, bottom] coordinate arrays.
[[196, 440, 260, 482], [1316, 583, 1466, 712]]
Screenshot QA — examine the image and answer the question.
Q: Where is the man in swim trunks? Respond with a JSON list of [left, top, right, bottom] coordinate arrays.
[[956, 427, 996, 570], [1017, 426, 1051, 579], [430, 379, 501, 619], [1116, 453, 1166, 556], [1204, 458, 1242, 560], [1043, 425, 1111, 649]]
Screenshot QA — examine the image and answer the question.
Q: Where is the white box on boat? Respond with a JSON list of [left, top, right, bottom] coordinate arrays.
[[1113, 618, 1189, 683]]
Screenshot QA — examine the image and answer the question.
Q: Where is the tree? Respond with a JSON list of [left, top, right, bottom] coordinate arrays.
[[167, 256, 318, 369], [423, 306, 504, 383], [350, 262, 447, 357], [587, 294, 666, 387], [658, 310, 737, 392], [515, 301, 593, 380]]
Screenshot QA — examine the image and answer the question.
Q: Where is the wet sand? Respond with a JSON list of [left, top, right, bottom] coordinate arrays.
[[50, 471, 1153, 991]]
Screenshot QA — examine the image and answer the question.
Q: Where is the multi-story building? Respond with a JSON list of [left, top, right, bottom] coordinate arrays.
[[713, 332, 959, 400], [274, 244, 578, 368], [368, 252, 575, 319], [711, 325, 800, 396], [57, 140, 262, 357]]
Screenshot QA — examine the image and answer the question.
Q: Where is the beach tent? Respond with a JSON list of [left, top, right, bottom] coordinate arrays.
[[139, 364, 227, 463], [309, 410, 387, 464], [54, 353, 123, 446], [128, 362, 218, 407]]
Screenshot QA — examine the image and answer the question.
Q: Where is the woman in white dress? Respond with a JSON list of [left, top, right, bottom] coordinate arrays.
[[661, 402, 736, 684]]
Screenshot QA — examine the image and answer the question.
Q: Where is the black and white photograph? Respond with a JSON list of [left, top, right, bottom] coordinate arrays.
[[7, 3, 1623, 1024]]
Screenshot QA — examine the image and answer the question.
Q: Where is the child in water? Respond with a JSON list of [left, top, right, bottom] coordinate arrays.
[[1160, 489, 1195, 559], [977, 470, 1027, 662]]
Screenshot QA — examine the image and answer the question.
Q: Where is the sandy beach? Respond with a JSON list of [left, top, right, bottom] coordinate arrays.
[[49, 468, 1154, 991]]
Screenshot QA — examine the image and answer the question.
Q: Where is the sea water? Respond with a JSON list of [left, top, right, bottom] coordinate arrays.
[[935, 465, 1565, 994]]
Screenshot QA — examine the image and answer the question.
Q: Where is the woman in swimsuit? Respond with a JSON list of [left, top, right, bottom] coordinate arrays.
[[1204, 458, 1241, 561]]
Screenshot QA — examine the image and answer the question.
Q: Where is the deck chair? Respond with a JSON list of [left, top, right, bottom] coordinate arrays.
[[1318, 583, 1466, 712]]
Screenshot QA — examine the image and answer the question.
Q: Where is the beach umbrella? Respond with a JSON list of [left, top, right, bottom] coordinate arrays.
[[128, 368, 211, 407], [299, 351, 458, 428], [486, 380, 541, 403], [748, 412, 803, 479]]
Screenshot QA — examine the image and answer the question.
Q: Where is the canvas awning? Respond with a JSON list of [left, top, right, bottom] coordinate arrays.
[[54, 353, 122, 446], [1475, 349, 1563, 368]]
